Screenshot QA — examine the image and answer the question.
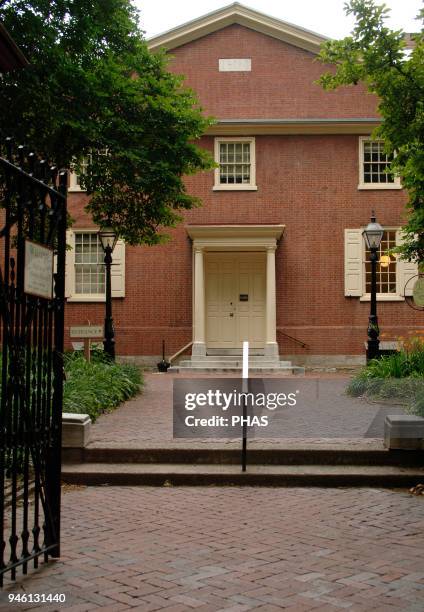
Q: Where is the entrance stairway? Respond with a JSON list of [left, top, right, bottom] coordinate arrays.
[[62, 444, 424, 487], [168, 353, 304, 374]]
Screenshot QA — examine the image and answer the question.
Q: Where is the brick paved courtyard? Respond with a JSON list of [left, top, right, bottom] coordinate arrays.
[[87, 373, 404, 448], [1, 486, 423, 611]]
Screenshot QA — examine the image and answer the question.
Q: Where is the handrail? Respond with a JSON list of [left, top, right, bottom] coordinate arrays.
[[278, 330, 309, 349], [169, 340, 193, 363]]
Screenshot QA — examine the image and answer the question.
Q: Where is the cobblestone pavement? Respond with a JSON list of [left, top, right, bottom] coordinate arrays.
[[1, 486, 423, 611], [87, 373, 404, 448]]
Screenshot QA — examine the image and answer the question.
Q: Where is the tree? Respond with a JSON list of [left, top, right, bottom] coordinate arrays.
[[0, 0, 214, 244], [318, 0, 424, 263]]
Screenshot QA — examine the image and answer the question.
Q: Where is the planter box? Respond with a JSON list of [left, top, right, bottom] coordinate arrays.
[[384, 415, 424, 450], [62, 413, 91, 448]]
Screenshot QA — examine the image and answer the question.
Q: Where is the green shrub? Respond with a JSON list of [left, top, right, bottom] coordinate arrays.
[[63, 353, 142, 422], [346, 339, 424, 416]]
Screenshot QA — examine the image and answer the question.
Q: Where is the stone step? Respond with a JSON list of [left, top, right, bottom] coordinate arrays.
[[169, 367, 298, 374], [187, 355, 286, 362], [207, 349, 264, 356], [61, 462, 424, 487], [177, 361, 292, 368], [65, 446, 424, 467], [169, 364, 303, 374], [178, 359, 292, 367]]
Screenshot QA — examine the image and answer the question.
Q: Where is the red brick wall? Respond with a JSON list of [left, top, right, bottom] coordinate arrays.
[[64, 25, 422, 358], [66, 133, 422, 357], [167, 24, 379, 120]]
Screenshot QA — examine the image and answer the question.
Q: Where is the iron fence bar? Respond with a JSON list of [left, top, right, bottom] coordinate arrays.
[[0, 157, 66, 201], [1, 544, 58, 576]]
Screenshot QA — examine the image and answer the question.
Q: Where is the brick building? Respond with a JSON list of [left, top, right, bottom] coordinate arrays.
[[65, 3, 421, 368]]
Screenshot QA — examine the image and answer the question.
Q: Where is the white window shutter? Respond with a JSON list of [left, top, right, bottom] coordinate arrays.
[[65, 230, 74, 299], [111, 239, 125, 297], [344, 229, 363, 296], [396, 230, 418, 296]]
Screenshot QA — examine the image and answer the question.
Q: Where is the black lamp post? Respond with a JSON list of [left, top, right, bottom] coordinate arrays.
[[363, 213, 384, 362], [99, 227, 118, 360]]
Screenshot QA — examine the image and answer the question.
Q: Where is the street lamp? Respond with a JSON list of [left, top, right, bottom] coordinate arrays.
[[363, 212, 384, 362], [99, 227, 118, 360]]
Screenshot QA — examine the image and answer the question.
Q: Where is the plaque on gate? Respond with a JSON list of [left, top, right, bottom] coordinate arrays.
[[24, 240, 54, 299]]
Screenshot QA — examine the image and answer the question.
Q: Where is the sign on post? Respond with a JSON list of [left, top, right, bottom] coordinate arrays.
[[24, 240, 54, 299], [69, 326, 103, 339], [70, 325, 103, 361]]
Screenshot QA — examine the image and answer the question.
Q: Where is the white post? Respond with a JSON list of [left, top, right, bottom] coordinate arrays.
[[241, 340, 248, 471], [265, 245, 279, 360], [242, 340, 249, 381], [192, 246, 206, 357]]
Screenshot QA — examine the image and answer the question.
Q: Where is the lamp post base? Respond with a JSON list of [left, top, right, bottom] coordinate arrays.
[[103, 317, 115, 361], [366, 339, 380, 363]]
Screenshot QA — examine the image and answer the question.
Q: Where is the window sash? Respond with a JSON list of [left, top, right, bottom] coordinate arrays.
[[361, 140, 395, 184], [219, 142, 251, 184], [74, 232, 105, 295], [364, 230, 397, 295]]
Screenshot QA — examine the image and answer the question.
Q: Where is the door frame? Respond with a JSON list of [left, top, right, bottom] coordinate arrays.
[[186, 225, 285, 359]]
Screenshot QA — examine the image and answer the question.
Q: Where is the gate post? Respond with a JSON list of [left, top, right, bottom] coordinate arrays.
[[45, 170, 67, 558]]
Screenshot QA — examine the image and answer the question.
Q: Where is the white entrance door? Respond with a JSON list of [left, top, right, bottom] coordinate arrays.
[[205, 253, 266, 349]]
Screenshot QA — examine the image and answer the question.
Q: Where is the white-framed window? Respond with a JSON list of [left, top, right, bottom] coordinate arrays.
[[69, 156, 90, 192], [75, 232, 105, 295], [364, 230, 398, 296], [358, 137, 401, 190], [69, 149, 109, 192], [65, 229, 125, 301], [344, 228, 417, 301], [213, 137, 257, 191]]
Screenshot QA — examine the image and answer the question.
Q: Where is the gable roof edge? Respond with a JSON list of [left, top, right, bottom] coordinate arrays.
[[147, 2, 328, 54]]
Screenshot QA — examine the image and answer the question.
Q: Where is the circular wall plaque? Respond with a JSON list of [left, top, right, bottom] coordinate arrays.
[[413, 277, 424, 307]]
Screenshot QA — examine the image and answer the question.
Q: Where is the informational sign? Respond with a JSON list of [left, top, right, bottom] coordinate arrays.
[[24, 240, 54, 299], [70, 325, 103, 339], [413, 277, 424, 307]]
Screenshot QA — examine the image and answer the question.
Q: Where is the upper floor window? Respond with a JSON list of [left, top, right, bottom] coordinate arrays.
[[358, 137, 401, 190], [69, 155, 90, 192], [69, 149, 109, 192], [213, 137, 257, 191]]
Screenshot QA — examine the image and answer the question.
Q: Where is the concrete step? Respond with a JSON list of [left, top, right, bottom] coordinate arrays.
[[207, 349, 264, 356], [61, 462, 424, 487], [64, 446, 424, 467], [169, 364, 303, 374], [186, 355, 290, 362], [178, 359, 292, 367]]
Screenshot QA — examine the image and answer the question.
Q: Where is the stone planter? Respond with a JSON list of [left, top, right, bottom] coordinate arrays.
[[62, 413, 92, 448], [384, 415, 424, 450]]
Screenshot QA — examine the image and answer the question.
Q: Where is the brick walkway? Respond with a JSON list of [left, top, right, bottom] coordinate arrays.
[[87, 373, 404, 448], [1, 486, 423, 611]]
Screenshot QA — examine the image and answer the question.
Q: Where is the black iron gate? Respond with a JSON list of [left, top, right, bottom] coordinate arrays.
[[0, 140, 67, 586]]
